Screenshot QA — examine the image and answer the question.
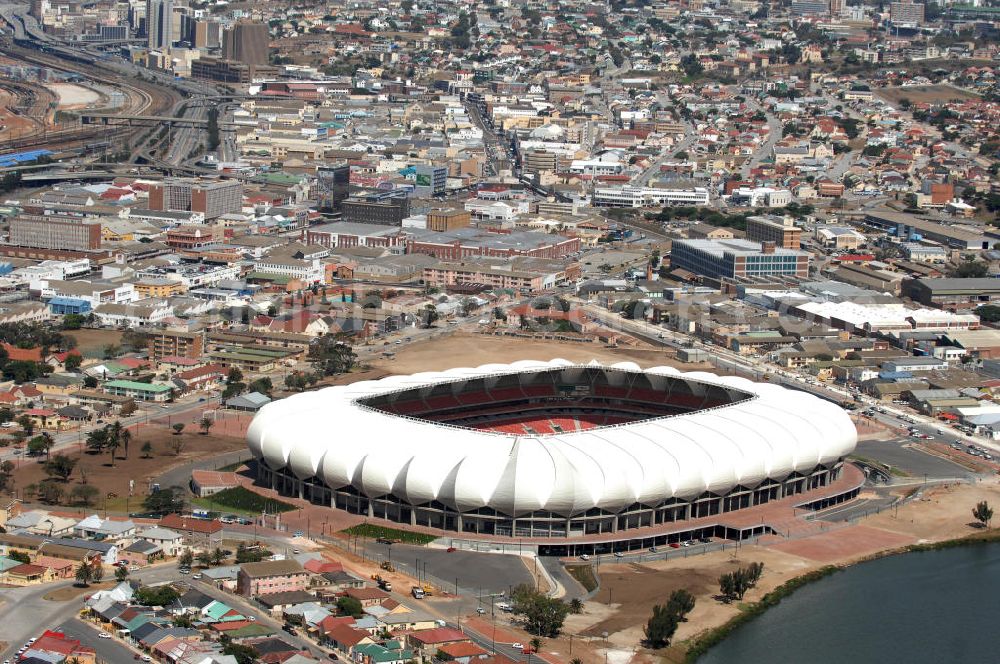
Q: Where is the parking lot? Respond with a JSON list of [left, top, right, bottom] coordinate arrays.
[[854, 438, 974, 480]]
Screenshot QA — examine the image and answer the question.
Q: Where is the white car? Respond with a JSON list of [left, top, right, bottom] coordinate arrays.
[[511, 643, 524, 650], [98, 633, 112, 639], [192, 574, 202, 580], [579, 554, 590, 561]]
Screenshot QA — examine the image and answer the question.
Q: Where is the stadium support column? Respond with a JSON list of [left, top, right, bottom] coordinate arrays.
[[410, 509, 417, 526], [457, 514, 464, 532]]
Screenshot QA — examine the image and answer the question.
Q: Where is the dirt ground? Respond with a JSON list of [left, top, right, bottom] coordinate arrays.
[[6, 421, 248, 513], [365, 333, 707, 376], [68, 329, 124, 357], [43, 580, 114, 601], [876, 84, 980, 105]]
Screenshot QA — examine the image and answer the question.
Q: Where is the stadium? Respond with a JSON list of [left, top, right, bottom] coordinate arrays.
[[246, 360, 859, 552]]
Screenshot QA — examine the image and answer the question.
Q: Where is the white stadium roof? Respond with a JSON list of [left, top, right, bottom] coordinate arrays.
[[246, 359, 857, 517]]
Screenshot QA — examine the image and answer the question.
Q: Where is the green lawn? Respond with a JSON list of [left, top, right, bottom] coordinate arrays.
[[193, 486, 297, 516], [340, 523, 438, 545]]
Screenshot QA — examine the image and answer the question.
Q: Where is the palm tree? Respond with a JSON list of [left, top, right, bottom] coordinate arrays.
[[119, 427, 131, 460], [39, 432, 54, 461], [75, 561, 93, 586], [105, 421, 123, 465]]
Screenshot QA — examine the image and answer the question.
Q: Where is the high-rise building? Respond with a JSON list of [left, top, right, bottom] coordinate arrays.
[[148, 179, 243, 220], [146, 0, 173, 49], [829, 0, 845, 15], [890, 0, 925, 25], [342, 195, 410, 226], [222, 21, 269, 66]]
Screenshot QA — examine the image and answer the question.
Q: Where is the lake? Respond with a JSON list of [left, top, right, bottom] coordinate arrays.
[[698, 543, 1000, 663]]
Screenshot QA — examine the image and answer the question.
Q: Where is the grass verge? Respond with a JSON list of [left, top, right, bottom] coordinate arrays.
[[339, 523, 438, 545], [193, 486, 296, 515], [565, 564, 599, 593]]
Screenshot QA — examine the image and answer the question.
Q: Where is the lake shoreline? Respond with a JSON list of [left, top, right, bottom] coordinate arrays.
[[682, 526, 1000, 662]]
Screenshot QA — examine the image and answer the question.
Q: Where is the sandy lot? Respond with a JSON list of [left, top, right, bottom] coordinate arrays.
[[876, 84, 980, 105], [46, 83, 101, 109], [366, 332, 706, 376]]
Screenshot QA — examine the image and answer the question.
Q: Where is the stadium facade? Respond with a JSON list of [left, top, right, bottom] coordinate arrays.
[[247, 360, 858, 547]]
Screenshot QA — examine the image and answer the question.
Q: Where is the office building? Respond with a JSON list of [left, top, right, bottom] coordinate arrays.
[[745, 215, 802, 249], [222, 21, 269, 66], [790, 0, 829, 15], [8, 216, 102, 251], [592, 185, 710, 208], [671, 239, 810, 280], [148, 179, 243, 219], [146, 0, 173, 49], [413, 164, 447, 196], [341, 195, 410, 226]]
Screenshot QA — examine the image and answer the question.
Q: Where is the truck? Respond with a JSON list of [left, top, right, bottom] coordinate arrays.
[[373, 575, 392, 592], [411, 586, 425, 599]]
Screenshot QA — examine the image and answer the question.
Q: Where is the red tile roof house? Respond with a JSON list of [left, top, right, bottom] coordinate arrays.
[[323, 623, 375, 655], [190, 470, 240, 497], [159, 514, 224, 541], [438, 641, 490, 663], [23, 630, 96, 664], [236, 559, 310, 598]]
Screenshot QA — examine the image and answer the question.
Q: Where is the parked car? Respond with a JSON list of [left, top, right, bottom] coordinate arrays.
[[579, 554, 590, 560], [511, 643, 524, 650]]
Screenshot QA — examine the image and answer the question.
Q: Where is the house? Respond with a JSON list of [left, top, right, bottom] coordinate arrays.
[[74, 514, 137, 540], [236, 559, 310, 597], [138, 526, 185, 556], [120, 539, 164, 567], [437, 642, 490, 663], [22, 630, 96, 664], [324, 623, 376, 654], [22, 408, 65, 430], [224, 391, 272, 411], [158, 515, 223, 541], [406, 627, 470, 654], [190, 470, 240, 497], [4, 562, 53, 584], [344, 586, 391, 606], [256, 590, 319, 616], [33, 554, 76, 578]]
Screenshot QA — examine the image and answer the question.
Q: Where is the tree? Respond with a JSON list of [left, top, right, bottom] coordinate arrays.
[[91, 562, 104, 584], [134, 585, 180, 606], [644, 603, 680, 648], [83, 375, 98, 389], [337, 596, 365, 618], [46, 454, 77, 482], [420, 304, 439, 328], [62, 313, 86, 330], [37, 481, 64, 504], [211, 547, 226, 565], [144, 486, 185, 514], [168, 437, 187, 456], [141, 441, 153, 458], [7, 549, 30, 564], [247, 377, 272, 396], [64, 354, 82, 372], [308, 334, 357, 376], [529, 637, 543, 655], [178, 550, 194, 569], [86, 426, 108, 454], [568, 598, 583, 614], [221, 641, 259, 664], [666, 588, 696, 619], [951, 260, 988, 279], [120, 399, 138, 417], [200, 417, 214, 435], [973, 500, 993, 528], [71, 484, 99, 506], [196, 550, 213, 568], [119, 426, 131, 459], [172, 423, 185, 436], [976, 305, 1000, 323], [17, 415, 34, 437], [27, 435, 49, 458], [75, 561, 94, 586], [510, 584, 570, 637]]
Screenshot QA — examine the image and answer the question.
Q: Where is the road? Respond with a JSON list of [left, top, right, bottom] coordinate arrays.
[[740, 99, 782, 179], [0, 396, 217, 464]]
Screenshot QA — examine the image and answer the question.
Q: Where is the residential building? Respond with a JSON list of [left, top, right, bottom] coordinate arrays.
[[148, 329, 205, 361], [236, 559, 310, 597], [103, 380, 173, 401]]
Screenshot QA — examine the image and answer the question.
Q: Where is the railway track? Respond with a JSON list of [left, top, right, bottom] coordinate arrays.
[[0, 41, 180, 156]]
